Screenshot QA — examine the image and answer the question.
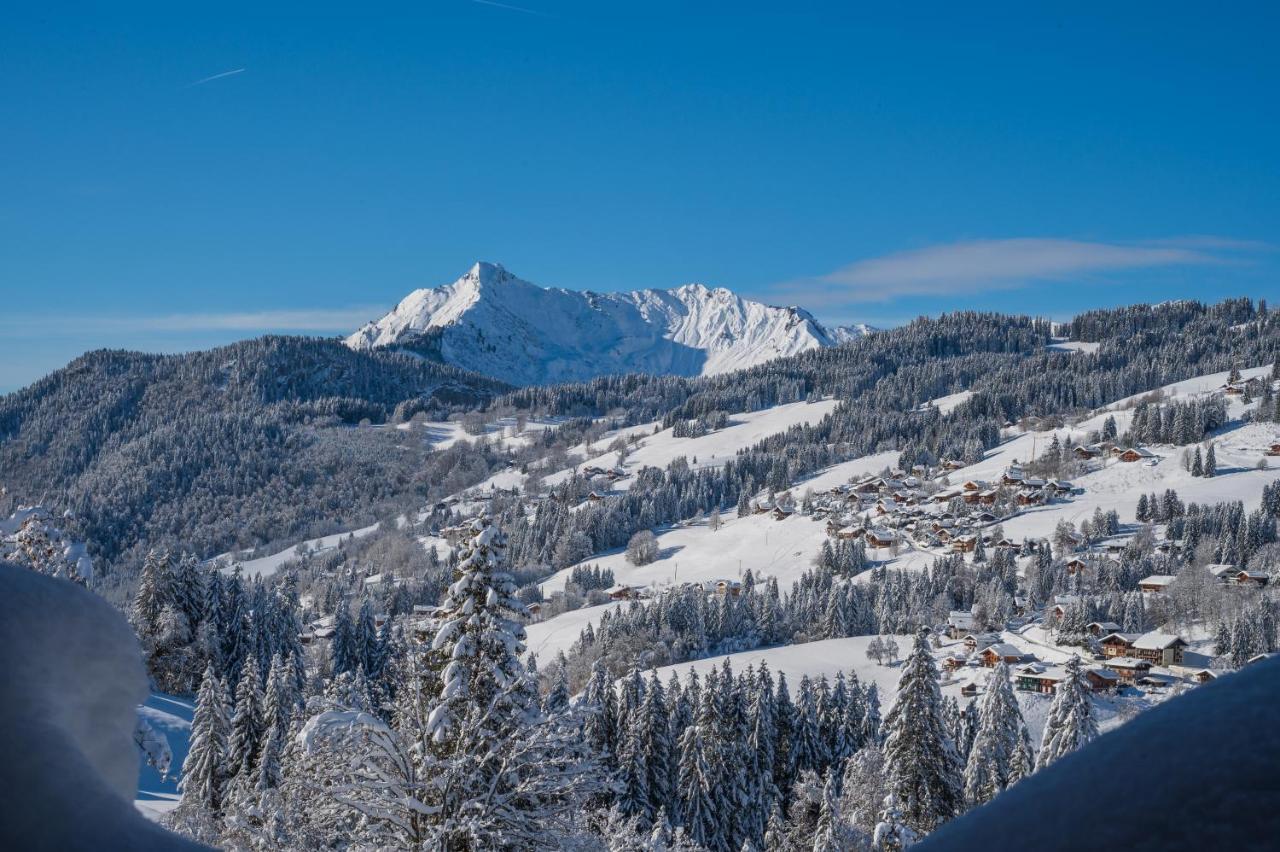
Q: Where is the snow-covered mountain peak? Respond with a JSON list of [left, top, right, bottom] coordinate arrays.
[[346, 263, 873, 385]]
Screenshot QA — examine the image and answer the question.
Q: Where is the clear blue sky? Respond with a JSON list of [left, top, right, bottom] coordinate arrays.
[[2, 2, 1278, 390]]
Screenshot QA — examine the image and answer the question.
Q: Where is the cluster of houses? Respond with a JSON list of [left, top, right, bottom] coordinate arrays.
[[603, 577, 745, 602], [814, 463, 1077, 557], [1073, 444, 1157, 464], [940, 612, 1213, 697], [1137, 564, 1272, 594]]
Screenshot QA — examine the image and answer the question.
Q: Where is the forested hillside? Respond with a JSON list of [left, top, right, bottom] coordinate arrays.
[[0, 337, 510, 594]]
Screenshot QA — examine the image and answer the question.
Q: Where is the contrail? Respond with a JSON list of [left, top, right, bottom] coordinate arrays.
[[469, 0, 545, 16], [188, 67, 246, 87]]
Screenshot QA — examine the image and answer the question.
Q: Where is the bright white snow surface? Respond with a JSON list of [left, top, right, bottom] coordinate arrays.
[[0, 563, 205, 849], [136, 693, 194, 817], [346, 261, 870, 385], [645, 632, 1131, 748], [917, 657, 1280, 851], [528, 363, 1280, 674]]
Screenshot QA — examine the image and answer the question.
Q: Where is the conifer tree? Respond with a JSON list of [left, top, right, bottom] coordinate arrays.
[[1036, 656, 1098, 770], [962, 662, 1029, 806], [331, 603, 359, 676], [228, 651, 264, 779], [880, 630, 962, 834], [180, 663, 231, 812]]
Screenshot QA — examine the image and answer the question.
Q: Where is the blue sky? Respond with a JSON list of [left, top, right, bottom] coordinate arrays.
[[2, 2, 1278, 390]]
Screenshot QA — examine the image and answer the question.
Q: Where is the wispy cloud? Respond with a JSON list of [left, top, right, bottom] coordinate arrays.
[[188, 67, 246, 87], [0, 306, 384, 338], [468, 0, 546, 15], [778, 237, 1267, 304]]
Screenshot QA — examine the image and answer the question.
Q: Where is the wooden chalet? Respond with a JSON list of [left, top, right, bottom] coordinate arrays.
[[1267, 442, 1280, 457], [1104, 656, 1153, 681], [1117, 447, 1156, 463], [866, 527, 899, 548], [1102, 631, 1187, 665], [715, 579, 743, 597], [606, 584, 639, 601], [1087, 620, 1122, 637], [964, 632, 1001, 652], [946, 610, 977, 638], [1232, 569, 1271, 588], [978, 643, 1026, 667], [834, 525, 865, 541], [1138, 574, 1177, 594], [1085, 668, 1121, 691], [1101, 632, 1141, 658], [1014, 664, 1062, 694]]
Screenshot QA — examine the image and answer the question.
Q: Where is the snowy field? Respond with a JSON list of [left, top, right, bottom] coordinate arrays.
[[393, 414, 569, 452], [647, 631, 1136, 748], [542, 398, 841, 490]]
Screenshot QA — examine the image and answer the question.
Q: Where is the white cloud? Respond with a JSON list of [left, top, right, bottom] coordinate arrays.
[[780, 237, 1263, 304], [0, 306, 384, 338]]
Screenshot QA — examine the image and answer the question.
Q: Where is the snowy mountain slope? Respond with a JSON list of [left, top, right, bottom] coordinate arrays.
[[524, 362, 1280, 662], [346, 262, 871, 385]]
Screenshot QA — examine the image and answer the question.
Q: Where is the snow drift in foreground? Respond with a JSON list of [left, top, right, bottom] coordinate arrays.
[[917, 656, 1280, 851], [0, 563, 206, 850], [346, 261, 872, 384]]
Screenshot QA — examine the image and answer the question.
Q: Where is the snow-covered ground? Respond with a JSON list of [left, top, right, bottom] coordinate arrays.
[[539, 448, 900, 598], [1046, 338, 1101, 355], [523, 601, 629, 662], [213, 522, 382, 579], [527, 362, 1280, 675], [393, 414, 568, 452], [646, 632, 1136, 748], [928, 390, 974, 414], [135, 693, 193, 819], [543, 398, 841, 491]]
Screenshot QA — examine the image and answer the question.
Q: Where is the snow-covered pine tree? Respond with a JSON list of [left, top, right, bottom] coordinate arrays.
[[421, 516, 603, 847], [426, 516, 529, 743], [634, 670, 674, 825], [872, 793, 918, 852], [1036, 655, 1098, 770], [331, 603, 359, 676], [228, 651, 264, 779], [261, 653, 293, 741], [811, 769, 845, 852], [880, 630, 962, 835], [962, 661, 1029, 806], [179, 662, 231, 812]]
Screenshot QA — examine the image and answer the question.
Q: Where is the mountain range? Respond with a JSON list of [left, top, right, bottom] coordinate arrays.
[[345, 262, 871, 385]]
